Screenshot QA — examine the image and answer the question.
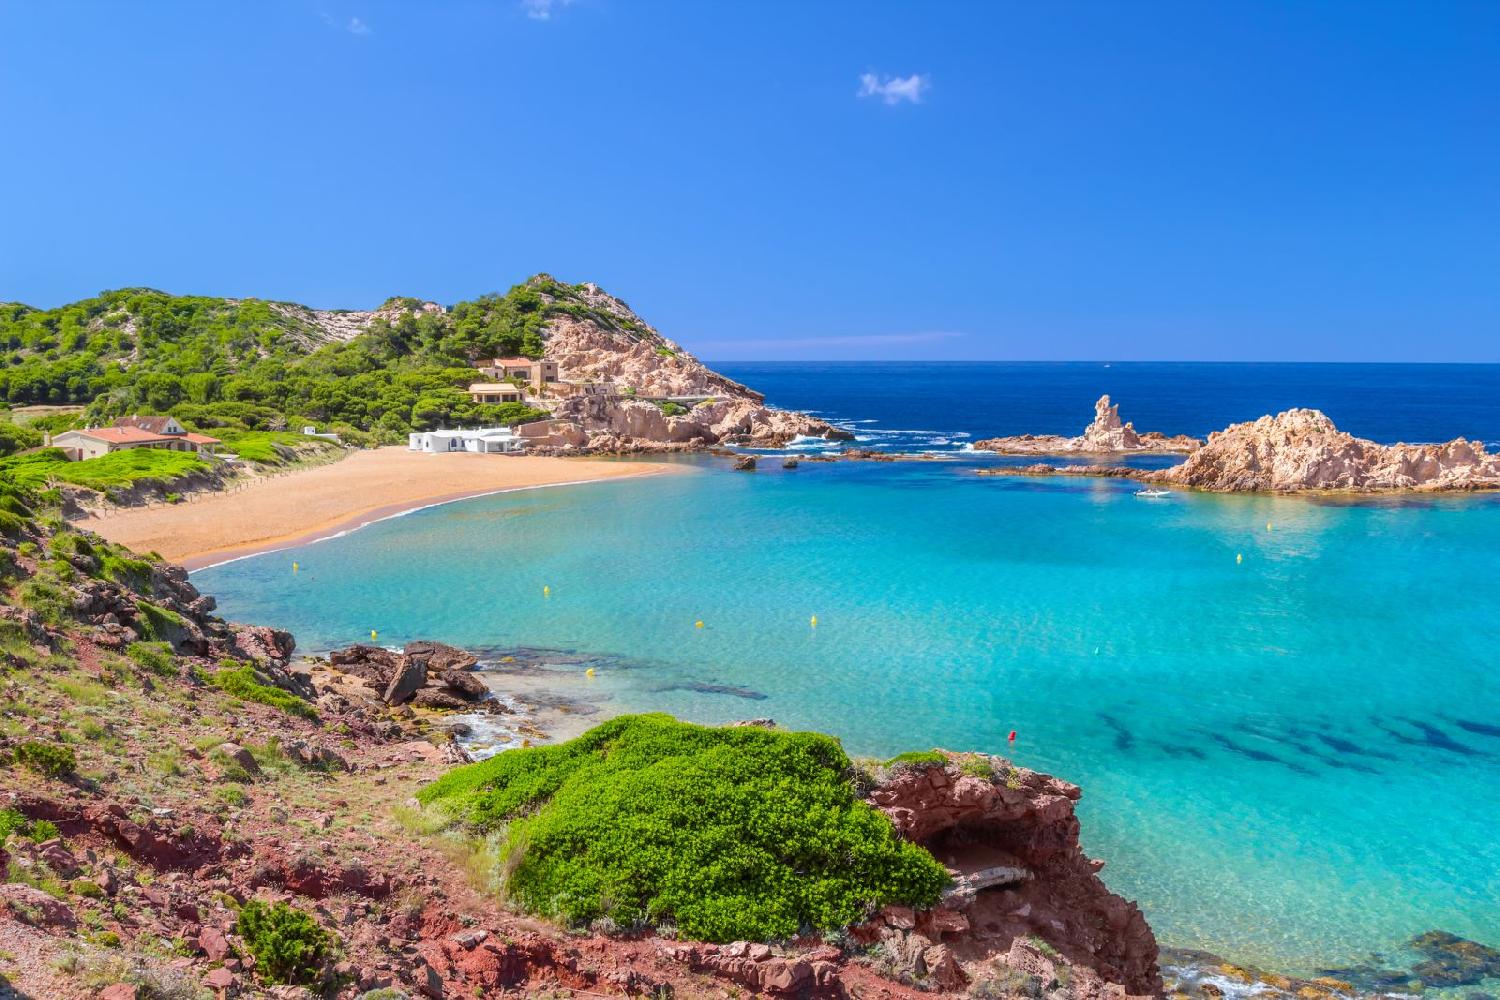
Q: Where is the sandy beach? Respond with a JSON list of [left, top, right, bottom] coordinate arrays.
[[79, 447, 674, 569]]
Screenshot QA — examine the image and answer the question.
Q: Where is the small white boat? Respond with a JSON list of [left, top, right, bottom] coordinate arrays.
[[1135, 488, 1172, 498]]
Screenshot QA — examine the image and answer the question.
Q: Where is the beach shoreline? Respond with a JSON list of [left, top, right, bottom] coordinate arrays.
[[75, 447, 678, 569]]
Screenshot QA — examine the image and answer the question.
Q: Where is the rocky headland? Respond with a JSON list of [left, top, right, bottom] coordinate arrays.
[[496, 276, 851, 452], [975, 396, 1201, 457]]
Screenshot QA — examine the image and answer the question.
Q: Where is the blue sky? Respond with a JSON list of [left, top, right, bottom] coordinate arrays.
[[2, 1, 1497, 361]]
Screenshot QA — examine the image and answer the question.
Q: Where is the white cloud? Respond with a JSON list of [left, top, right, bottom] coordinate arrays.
[[318, 11, 372, 35], [857, 72, 930, 105], [522, 0, 573, 20]]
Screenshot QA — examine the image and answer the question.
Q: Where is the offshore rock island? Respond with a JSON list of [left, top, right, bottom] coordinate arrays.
[[975, 396, 1201, 456], [978, 397, 1500, 493]]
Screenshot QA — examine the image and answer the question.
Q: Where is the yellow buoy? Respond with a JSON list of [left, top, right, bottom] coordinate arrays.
[[371, 629, 378, 640], [292, 561, 299, 573], [1267, 522, 1273, 531], [695, 620, 705, 629], [810, 615, 818, 627], [543, 585, 551, 597], [1236, 553, 1243, 565], [585, 667, 596, 678]]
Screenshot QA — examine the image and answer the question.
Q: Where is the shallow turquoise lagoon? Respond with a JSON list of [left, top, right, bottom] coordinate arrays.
[[196, 460, 1500, 974]]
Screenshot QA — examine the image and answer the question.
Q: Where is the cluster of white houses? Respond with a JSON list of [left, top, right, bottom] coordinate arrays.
[[50, 416, 221, 462], [417, 357, 610, 455]]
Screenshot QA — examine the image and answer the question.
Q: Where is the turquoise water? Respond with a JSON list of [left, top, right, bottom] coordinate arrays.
[[196, 460, 1500, 975]]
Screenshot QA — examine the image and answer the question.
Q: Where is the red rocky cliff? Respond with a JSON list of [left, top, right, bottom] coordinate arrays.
[[859, 753, 1162, 999]]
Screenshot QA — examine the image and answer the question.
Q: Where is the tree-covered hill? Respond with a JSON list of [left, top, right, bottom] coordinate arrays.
[[0, 275, 657, 442]]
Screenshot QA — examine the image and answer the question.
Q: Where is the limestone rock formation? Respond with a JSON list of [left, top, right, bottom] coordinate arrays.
[[976, 395, 1200, 456], [858, 753, 1161, 999], [518, 276, 847, 451], [1154, 408, 1500, 492]]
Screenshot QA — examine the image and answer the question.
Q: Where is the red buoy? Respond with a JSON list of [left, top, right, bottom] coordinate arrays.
[[1008, 730, 1017, 742]]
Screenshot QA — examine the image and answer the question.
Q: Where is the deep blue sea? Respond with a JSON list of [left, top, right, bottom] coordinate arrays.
[[717, 361, 1500, 453], [197, 363, 1500, 983]]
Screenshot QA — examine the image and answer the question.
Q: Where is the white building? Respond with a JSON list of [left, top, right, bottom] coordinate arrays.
[[407, 427, 525, 455]]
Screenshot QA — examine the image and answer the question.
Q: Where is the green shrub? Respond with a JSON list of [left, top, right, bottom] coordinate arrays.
[[125, 641, 176, 677], [100, 553, 154, 592], [653, 400, 688, 417], [134, 600, 185, 642], [0, 807, 30, 840], [14, 740, 77, 778], [73, 879, 104, 898], [29, 818, 60, 841], [213, 786, 248, 807], [418, 714, 949, 942], [958, 756, 996, 780], [0, 509, 27, 539], [235, 899, 332, 985], [17, 578, 71, 624], [885, 750, 947, 769], [209, 662, 317, 720]]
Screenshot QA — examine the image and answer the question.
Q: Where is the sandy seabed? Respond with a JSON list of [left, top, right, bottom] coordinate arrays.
[[79, 446, 674, 569]]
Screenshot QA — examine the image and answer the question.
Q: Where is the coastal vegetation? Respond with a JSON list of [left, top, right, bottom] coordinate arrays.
[[209, 660, 317, 719], [234, 899, 334, 985], [0, 447, 208, 493], [417, 713, 950, 941], [0, 277, 630, 443]]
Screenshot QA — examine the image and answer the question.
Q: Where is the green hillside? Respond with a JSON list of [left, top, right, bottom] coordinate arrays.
[[0, 275, 641, 442]]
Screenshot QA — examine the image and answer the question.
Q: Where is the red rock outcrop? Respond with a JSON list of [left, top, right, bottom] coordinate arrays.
[[976, 396, 1200, 456], [1155, 408, 1500, 492], [862, 755, 1162, 999], [322, 641, 502, 712]]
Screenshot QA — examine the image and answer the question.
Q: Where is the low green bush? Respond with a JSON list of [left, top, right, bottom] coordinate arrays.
[[100, 552, 155, 592], [14, 740, 77, 778], [209, 661, 316, 720], [134, 600, 185, 642], [125, 641, 176, 678], [653, 400, 688, 417], [235, 899, 332, 985], [418, 714, 949, 942], [958, 756, 996, 780], [885, 750, 947, 768]]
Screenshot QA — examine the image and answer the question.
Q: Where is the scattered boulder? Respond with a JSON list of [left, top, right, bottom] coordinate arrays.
[[733, 455, 757, 471], [383, 657, 427, 706], [216, 743, 260, 776], [405, 641, 478, 673], [0, 883, 78, 930]]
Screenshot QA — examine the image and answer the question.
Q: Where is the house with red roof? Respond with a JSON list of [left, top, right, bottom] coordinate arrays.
[[49, 415, 220, 462]]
